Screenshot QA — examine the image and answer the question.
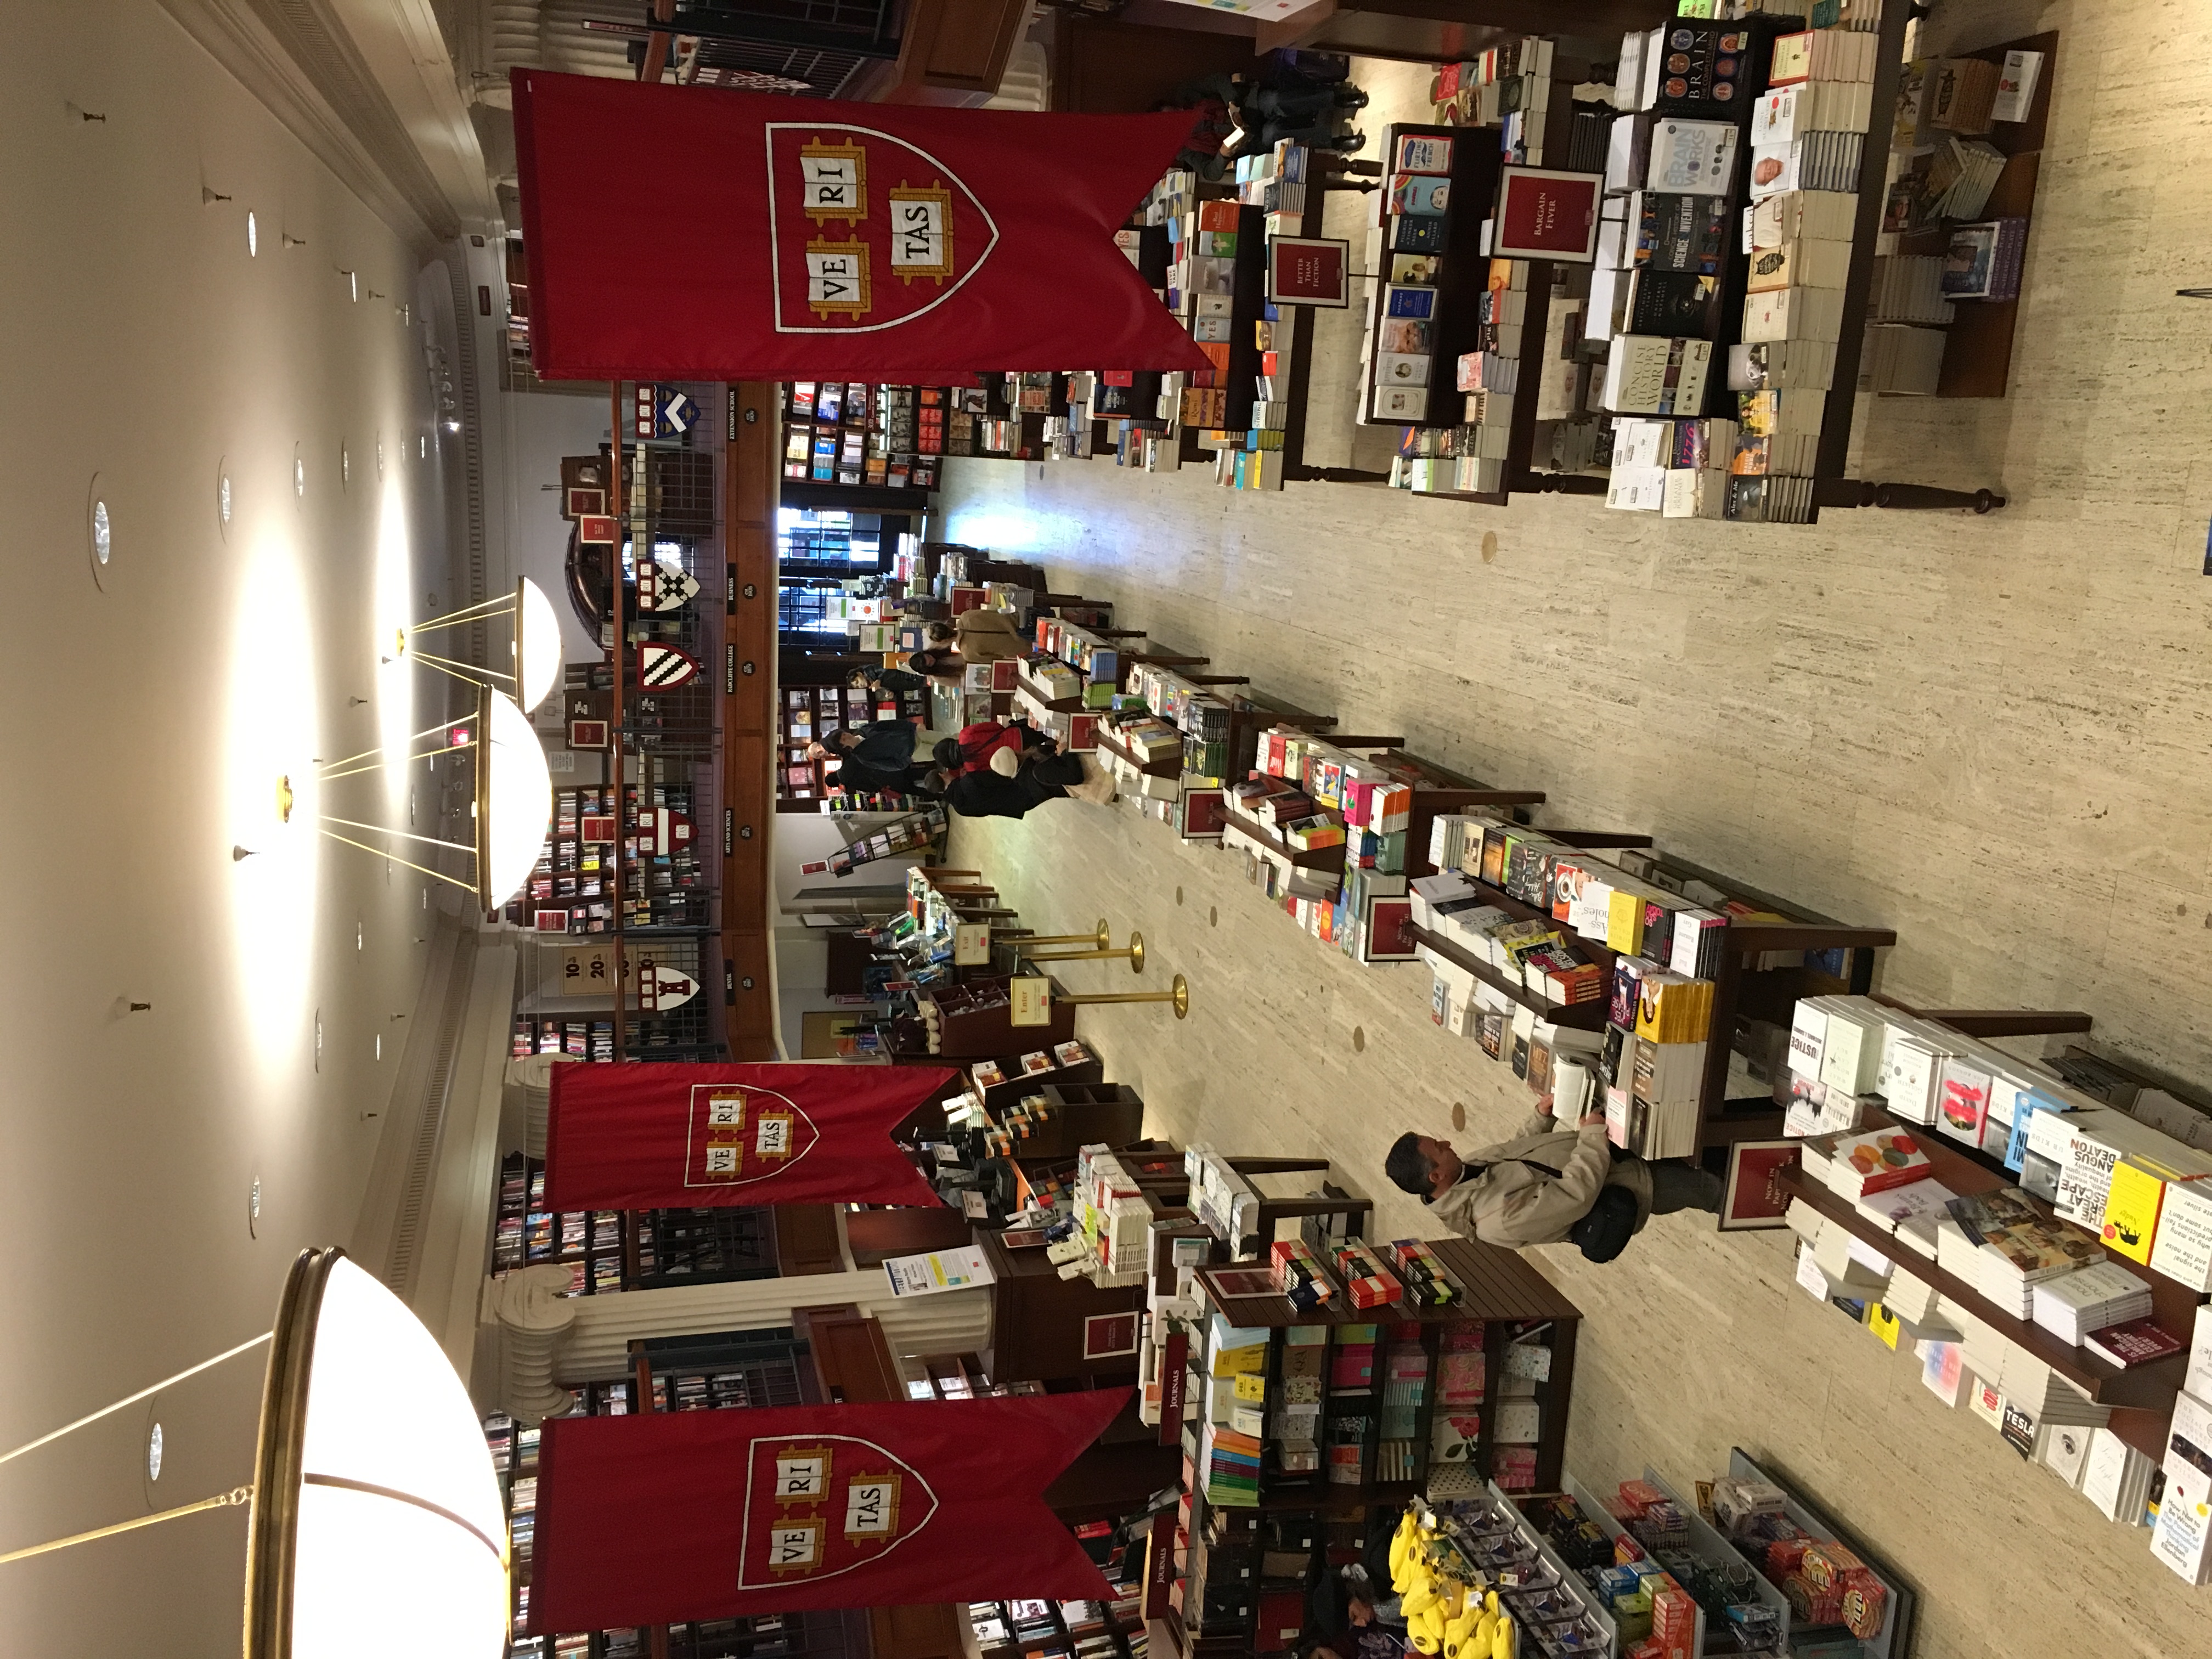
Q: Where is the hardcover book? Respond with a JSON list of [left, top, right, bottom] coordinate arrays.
[[2084, 1317, 2185, 1368]]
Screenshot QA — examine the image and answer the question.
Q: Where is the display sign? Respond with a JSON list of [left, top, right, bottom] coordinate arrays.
[[882, 1243, 996, 1297], [1009, 975, 1053, 1028]]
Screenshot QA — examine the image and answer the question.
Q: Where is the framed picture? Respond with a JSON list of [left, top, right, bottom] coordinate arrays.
[[1266, 236, 1351, 307], [576, 514, 618, 545], [1492, 166, 1605, 263], [569, 719, 610, 750], [1719, 1139, 1802, 1229], [1082, 1312, 1140, 1360], [532, 909, 571, 933], [565, 486, 606, 518], [1359, 895, 1422, 962]]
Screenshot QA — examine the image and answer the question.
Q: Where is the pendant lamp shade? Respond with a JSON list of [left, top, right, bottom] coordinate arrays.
[[512, 578, 565, 714], [476, 689, 555, 907], [246, 1249, 510, 1659]]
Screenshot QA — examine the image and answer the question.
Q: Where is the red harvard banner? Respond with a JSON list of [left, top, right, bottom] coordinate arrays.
[[543, 1062, 950, 1211], [512, 70, 1210, 381], [529, 1391, 1130, 1631]]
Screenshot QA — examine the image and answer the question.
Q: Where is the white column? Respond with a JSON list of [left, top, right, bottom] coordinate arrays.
[[482, 1268, 993, 1419]]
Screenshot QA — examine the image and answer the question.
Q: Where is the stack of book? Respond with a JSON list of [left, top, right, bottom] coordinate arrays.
[[2029, 1259, 2153, 1345], [1859, 321, 1948, 393], [1363, 129, 1464, 427], [1869, 254, 1956, 323], [1935, 1188, 2104, 1317], [2082, 1425, 2159, 1524]]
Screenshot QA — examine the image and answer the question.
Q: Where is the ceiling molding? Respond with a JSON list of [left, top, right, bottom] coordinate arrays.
[[155, 0, 488, 251]]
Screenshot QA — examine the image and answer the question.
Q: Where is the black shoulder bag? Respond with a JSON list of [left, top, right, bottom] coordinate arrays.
[[1490, 1151, 1639, 1263]]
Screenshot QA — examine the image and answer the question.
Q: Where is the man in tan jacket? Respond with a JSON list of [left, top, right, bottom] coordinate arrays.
[[929, 611, 1028, 662], [1385, 1107, 1717, 1252]]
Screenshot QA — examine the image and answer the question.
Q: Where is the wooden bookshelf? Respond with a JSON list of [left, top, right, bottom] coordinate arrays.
[[1405, 920, 1610, 1031], [1774, 1134, 2186, 1458], [1901, 30, 2059, 400]]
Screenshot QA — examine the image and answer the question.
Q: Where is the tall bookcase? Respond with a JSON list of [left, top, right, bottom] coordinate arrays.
[[782, 380, 949, 486], [490, 1153, 781, 1295]]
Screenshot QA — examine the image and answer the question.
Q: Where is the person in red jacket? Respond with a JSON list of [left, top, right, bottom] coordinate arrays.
[[940, 718, 1053, 777]]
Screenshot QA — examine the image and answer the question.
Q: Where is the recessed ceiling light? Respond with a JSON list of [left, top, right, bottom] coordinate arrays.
[[375, 1032, 383, 1060], [342, 445, 349, 488], [247, 211, 257, 256], [87, 476, 110, 589], [445, 419, 460, 433], [218, 466, 233, 531], [419, 435, 426, 459], [376, 437, 384, 477], [249, 1176, 262, 1235], [295, 451, 305, 498], [147, 1422, 164, 1483], [349, 270, 358, 302], [314, 1012, 323, 1072]]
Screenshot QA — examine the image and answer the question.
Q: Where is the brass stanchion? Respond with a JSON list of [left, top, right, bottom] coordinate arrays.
[[1056, 974, 1189, 1020], [1023, 932, 1145, 974], [1009, 918, 1112, 952]]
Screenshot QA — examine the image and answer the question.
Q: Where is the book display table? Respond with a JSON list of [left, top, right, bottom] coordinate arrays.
[[1150, 1233, 1583, 1655]]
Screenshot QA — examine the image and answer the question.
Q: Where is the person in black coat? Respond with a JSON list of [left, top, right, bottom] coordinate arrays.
[[807, 717, 919, 774], [943, 749, 1087, 819]]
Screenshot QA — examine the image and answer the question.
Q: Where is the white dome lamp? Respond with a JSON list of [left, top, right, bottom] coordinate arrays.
[[244, 1248, 510, 1658], [396, 578, 564, 714], [1, 1247, 509, 1659], [473, 686, 554, 909]]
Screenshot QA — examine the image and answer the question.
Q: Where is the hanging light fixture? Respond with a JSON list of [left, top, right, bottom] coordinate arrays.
[[245, 1249, 509, 1657], [303, 686, 550, 909], [475, 687, 554, 909], [392, 578, 565, 713], [2, 1248, 508, 1659]]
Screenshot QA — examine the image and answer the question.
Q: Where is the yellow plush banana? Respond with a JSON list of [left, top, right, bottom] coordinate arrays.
[[1442, 1600, 1481, 1658], [1390, 1512, 1418, 1589], [1472, 1610, 1496, 1655], [1489, 1612, 1515, 1659], [1401, 1575, 1441, 1620], [1410, 1604, 1447, 1655], [1485, 1591, 1502, 1618]]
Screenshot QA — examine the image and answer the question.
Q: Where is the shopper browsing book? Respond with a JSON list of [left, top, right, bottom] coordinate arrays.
[[926, 612, 1029, 664], [939, 744, 1116, 818], [808, 718, 935, 797], [1385, 1106, 1721, 1259], [935, 717, 1056, 777]]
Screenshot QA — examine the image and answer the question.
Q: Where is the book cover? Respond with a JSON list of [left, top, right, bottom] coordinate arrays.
[[1493, 167, 1604, 262], [2100, 1159, 2177, 1262], [1627, 268, 1718, 337], [1980, 1218, 2102, 1280], [1943, 1186, 2038, 1245], [1937, 1057, 1993, 1142], [1635, 191, 1728, 274], [2085, 1317, 2185, 1368], [1831, 1129, 1931, 1195]]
